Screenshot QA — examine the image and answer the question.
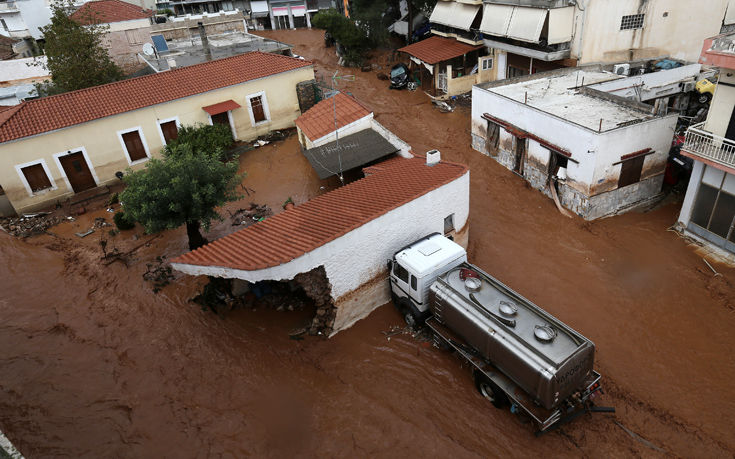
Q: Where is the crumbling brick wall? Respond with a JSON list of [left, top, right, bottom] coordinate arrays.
[[294, 266, 336, 335]]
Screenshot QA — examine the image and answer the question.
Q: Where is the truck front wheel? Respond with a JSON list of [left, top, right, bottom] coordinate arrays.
[[474, 371, 507, 409]]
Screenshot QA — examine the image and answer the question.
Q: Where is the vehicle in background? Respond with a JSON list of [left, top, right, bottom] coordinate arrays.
[[390, 63, 410, 89]]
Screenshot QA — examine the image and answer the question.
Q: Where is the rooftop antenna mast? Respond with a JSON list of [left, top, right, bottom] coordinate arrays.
[[331, 70, 355, 186]]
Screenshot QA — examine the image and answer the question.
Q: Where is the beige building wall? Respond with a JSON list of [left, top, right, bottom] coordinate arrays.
[[0, 65, 315, 215], [705, 73, 735, 138], [574, 0, 728, 64]]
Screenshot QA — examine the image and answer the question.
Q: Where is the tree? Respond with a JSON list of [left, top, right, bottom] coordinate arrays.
[[164, 123, 234, 161], [32, 0, 123, 96], [120, 145, 243, 250], [312, 9, 369, 66]]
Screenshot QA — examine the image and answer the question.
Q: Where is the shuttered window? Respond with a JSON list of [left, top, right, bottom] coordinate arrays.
[[160, 121, 178, 144], [618, 155, 645, 188], [250, 95, 266, 123], [21, 163, 52, 192], [122, 130, 148, 162]]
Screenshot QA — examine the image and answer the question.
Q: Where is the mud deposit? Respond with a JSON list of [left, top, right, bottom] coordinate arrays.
[[1, 29, 734, 457]]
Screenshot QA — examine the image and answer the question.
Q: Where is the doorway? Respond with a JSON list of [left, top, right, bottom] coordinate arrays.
[[59, 151, 96, 193], [513, 137, 526, 175]]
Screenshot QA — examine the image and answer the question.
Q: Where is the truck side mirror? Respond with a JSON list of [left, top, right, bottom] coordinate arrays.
[[387, 259, 393, 271]]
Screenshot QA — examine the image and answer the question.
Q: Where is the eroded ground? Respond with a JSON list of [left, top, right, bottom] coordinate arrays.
[[0, 28, 734, 458]]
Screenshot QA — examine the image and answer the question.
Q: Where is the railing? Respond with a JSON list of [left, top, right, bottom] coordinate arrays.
[[683, 121, 735, 169]]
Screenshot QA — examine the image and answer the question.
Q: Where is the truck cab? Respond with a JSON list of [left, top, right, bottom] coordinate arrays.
[[389, 233, 467, 325]]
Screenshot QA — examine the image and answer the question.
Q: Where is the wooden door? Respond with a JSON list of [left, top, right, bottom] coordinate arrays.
[[250, 96, 266, 123], [122, 131, 147, 162], [59, 152, 96, 193], [211, 112, 229, 126], [160, 121, 178, 144]]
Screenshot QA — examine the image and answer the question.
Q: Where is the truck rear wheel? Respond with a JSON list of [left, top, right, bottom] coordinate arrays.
[[474, 371, 507, 409]]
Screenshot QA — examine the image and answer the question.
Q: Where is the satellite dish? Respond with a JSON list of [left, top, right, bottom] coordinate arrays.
[[142, 42, 155, 57]]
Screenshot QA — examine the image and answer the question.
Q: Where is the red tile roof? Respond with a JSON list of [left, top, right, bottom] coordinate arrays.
[[203, 99, 241, 115], [0, 52, 312, 143], [71, 0, 153, 25], [295, 92, 371, 141], [172, 157, 468, 271], [398, 35, 483, 65]]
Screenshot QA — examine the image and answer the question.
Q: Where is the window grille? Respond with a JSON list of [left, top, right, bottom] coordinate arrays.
[[620, 14, 644, 30]]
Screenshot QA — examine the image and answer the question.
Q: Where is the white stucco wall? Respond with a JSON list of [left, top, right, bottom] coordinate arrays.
[[370, 119, 412, 158], [472, 84, 676, 195], [304, 113, 374, 148], [172, 168, 470, 303], [705, 74, 735, 138]]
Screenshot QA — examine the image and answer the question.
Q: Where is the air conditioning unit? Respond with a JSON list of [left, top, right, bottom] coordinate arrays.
[[682, 81, 696, 93], [613, 63, 630, 76]]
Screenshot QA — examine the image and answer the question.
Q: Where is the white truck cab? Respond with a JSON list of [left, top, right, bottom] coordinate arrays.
[[389, 233, 467, 325]]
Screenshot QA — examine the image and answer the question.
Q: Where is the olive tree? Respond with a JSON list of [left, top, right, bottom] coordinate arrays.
[[120, 144, 243, 250]]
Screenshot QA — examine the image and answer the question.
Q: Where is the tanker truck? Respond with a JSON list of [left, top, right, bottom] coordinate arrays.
[[388, 233, 609, 433]]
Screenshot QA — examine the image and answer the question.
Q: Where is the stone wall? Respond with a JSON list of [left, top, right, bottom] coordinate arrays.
[[296, 79, 317, 114], [152, 14, 246, 40]]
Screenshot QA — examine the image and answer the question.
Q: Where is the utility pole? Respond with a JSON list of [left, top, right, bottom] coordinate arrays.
[[331, 70, 355, 186]]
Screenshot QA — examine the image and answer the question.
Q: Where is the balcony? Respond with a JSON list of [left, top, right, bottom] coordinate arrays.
[[683, 121, 735, 170], [0, 2, 19, 12]]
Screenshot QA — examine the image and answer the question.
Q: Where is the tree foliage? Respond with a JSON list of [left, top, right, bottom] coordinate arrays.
[[32, 0, 123, 97], [164, 123, 234, 161], [120, 144, 243, 250], [312, 9, 369, 66]]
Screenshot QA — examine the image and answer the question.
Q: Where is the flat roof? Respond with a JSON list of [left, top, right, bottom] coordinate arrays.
[[486, 71, 655, 131]]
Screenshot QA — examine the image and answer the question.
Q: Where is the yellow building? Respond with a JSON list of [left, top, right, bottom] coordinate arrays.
[[0, 51, 315, 216]]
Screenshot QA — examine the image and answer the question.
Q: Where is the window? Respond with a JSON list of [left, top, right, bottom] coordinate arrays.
[[482, 58, 493, 71], [618, 155, 645, 188], [249, 95, 267, 123], [444, 214, 455, 234], [393, 262, 409, 283], [410, 275, 417, 291], [125, 29, 146, 45], [507, 66, 528, 79], [620, 14, 644, 30], [20, 163, 53, 192], [159, 120, 178, 144], [690, 167, 735, 242], [119, 129, 149, 163]]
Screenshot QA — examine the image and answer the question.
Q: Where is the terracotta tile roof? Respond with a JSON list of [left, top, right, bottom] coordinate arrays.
[[398, 35, 483, 65], [0, 52, 312, 144], [71, 0, 153, 24], [295, 92, 371, 141], [172, 157, 468, 271], [203, 99, 241, 115]]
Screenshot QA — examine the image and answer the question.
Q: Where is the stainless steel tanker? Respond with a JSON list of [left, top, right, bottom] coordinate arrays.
[[389, 233, 609, 432]]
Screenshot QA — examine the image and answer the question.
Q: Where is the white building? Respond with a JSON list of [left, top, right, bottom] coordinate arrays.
[[678, 34, 735, 257], [172, 155, 469, 335], [427, 0, 733, 86], [0, 0, 52, 40], [472, 67, 678, 219]]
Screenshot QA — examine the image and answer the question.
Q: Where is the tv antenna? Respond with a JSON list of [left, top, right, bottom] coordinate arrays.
[[331, 70, 355, 186]]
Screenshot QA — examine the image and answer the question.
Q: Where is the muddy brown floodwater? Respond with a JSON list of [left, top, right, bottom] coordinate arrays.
[[1, 28, 734, 458]]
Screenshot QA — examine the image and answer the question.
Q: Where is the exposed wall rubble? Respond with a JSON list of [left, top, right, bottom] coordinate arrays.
[[294, 266, 336, 335]]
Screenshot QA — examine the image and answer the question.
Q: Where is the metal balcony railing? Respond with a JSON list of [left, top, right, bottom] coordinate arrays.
[[683, 121, 735, 169]]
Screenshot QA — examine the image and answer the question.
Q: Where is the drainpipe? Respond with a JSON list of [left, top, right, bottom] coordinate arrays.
[[574, 0, 587, 62], [198, 21, 212, 61]]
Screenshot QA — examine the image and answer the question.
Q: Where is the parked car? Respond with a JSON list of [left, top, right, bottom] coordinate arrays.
[[390, 63, 410, 89]]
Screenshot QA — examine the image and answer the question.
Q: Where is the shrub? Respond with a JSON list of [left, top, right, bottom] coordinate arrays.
[[113, 211, 135, 230]]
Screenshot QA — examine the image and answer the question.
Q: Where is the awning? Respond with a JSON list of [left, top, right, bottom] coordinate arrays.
[[251, 0, 269, 13], [203, 100, 241, 115], [429, 1, 480, 31], [548, 7, 574, 45], [272, 6, 289, 16], [506, 7, 547, 43], [398, 35, 483, 65], [303, 128, 398, 179], [251, 11, 269, 18], [479, 4, 514, 37], [480, 5, 552, 44], [291, 5, 306, 16]]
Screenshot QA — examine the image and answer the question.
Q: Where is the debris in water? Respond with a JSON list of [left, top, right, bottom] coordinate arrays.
[[75, 229, 95, 238], [0, 213, 64, 237]]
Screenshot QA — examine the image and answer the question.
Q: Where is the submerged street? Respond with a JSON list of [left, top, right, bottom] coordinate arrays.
[[1, 28, 734, 457]]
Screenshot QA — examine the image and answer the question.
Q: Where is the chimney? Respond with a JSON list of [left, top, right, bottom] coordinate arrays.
[[198, 21, 212, 61], [426, 149, 441, 166]]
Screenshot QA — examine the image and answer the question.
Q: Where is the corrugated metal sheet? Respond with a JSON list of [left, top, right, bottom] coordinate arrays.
[[507, 7, 547, 43], [303, 128, 398, 179], [398, 35, 483, 65], [479, 3, 514, 37], [548, 7, 574, 45]]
